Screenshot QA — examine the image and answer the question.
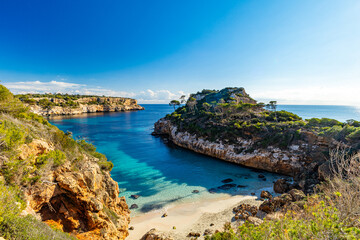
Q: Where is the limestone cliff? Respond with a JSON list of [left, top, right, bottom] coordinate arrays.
[[153, 119, 333, 177], [19, 140, 130, 239], [17, 95, 144, 116], [0, 85, 130, 239]]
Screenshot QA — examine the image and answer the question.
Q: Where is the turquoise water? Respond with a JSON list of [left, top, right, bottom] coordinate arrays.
[[49, 104, 360, 215], [49, 105, 282, 215]]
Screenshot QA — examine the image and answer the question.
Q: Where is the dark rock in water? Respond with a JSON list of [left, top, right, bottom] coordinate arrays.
[[258, 174, 265, 179], [130, 204, 138, 209], [221, 178, 233, 183], [274, 179, 290, 194], [162, 213, 168, 218], [237, 185, 246, 188], [129, 226, 134, 230], [131, 194, 140, 199], [251, 192, 255, 196], [218, 183, 237, 190], [192, 190, 199, 193], [244, 177, 249, 179], [208, 188, 217, 194], [262, 178, 267, 181], [260, 190, 272, 199]]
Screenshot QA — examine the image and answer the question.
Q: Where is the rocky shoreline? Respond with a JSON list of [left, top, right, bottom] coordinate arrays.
[[153, 119, 328, 176], [153, 119, 336, 194]]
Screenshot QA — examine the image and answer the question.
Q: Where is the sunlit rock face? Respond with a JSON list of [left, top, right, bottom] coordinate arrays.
[[26, 97, 144, 116], [20, 140, 130, 239], [153, 119, 333, 177]]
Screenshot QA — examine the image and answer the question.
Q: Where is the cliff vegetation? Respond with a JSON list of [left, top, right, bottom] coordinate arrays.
[[0, 85, 130, 239], [166, 88, 360, 150]]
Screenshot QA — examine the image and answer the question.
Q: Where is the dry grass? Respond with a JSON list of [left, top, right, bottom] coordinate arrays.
[[317, 146, 360, 227]]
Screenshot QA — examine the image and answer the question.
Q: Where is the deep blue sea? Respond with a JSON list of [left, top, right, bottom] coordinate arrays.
[[49, 104, 360, 215]]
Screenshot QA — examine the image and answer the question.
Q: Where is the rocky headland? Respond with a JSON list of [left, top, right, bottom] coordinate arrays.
[[153, 88, 358, 193], [16, 94, 144, 116]]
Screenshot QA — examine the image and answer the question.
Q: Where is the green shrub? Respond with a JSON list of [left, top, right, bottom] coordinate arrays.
[[36, 150, 66, 168], [0, 121, 26, 149], [77, 139, 113, 171]]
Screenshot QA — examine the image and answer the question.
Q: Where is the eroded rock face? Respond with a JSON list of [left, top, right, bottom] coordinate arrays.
[[25, 159, 130, 240], [27, 97, 144, 116], [153, 119, 333, 176]]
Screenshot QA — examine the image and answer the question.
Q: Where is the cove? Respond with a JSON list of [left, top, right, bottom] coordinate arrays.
[[49, 104, 283, 215]]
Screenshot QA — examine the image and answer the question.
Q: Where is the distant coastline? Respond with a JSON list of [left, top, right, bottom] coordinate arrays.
[[16, 93, 144, 116]]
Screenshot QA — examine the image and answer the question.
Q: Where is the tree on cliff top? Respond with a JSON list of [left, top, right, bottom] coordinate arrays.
[[169, 100, 180, 110], [266, 101, 278, 122]]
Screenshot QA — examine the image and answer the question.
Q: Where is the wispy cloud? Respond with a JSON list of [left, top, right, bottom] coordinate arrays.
[[3, 80, 187, 104]]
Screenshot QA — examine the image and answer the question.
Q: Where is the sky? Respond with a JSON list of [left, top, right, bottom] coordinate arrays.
[[1, 0, 360, 104]]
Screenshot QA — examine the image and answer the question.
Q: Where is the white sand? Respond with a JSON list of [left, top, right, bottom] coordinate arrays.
[[127, 194, 261, 240]]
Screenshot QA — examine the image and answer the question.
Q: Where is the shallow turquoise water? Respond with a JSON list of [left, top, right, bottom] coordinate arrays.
[[49, 105, 282, 215], [49, 104, 360, 215]]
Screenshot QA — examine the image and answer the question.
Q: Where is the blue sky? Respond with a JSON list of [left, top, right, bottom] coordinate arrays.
[[1, 0, 360, 104]]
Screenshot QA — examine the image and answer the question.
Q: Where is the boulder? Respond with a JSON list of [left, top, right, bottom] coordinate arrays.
[[247, 216, 263, 226], [204, 229, 213, 235], [258, 174, 265, 179], [318, 162, 332, 180], [265, 212, 284, 221], [272, 193, 292, 207], [273, 179, 290, 194], [288, 189, 306, 201], [192, 190, 199, 193], [141, 229, 173, 240], [260, 190, 272, 199], [259, 200, 274, 213], [187, 232, 201, 237]]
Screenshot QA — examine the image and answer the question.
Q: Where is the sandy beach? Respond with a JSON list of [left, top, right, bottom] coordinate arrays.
[[127, 194, 262, 240]]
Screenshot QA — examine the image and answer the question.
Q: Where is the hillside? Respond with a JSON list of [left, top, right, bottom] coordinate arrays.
[[16, 93, 144, 116], [0, 85, 130, 239]]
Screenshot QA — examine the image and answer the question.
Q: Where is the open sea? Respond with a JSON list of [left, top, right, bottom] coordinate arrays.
[[49, 104, 360, 215]]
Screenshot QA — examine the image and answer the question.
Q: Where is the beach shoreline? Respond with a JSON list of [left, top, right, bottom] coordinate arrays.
[[128, 194, 261, 240]]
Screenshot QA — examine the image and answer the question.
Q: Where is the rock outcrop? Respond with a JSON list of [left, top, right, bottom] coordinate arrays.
[[20, 140, 130, 239], [153, 119, 332, 177]]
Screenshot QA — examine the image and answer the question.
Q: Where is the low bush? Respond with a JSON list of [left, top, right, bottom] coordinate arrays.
[[36, 150, 66, 168]]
